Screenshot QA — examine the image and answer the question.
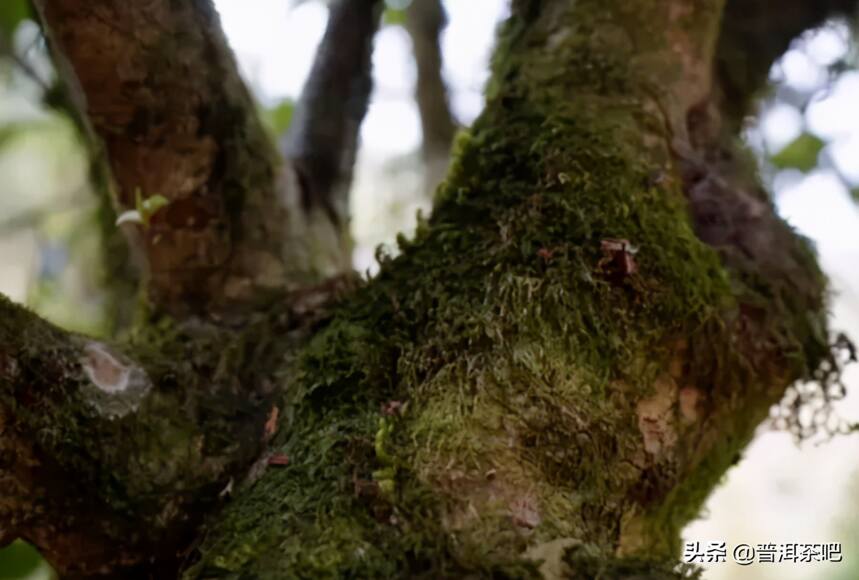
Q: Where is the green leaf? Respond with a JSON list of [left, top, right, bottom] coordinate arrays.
[[264, 99, 296, 136], [116, 190, 169, 229], [0, 0, 30, 43], [0, 540, 46, 579], [770, 133, 825, 173], [140, 194, 169, 218], [383, 7, 407, 26]]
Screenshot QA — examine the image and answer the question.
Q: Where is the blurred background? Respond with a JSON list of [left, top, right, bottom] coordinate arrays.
[[1, 1, 858, 578]]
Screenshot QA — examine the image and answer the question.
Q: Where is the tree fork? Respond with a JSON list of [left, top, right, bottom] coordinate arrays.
[[32, 0, 382, 321], [1, 0, 853, 578], [183, 0, 836, 576]]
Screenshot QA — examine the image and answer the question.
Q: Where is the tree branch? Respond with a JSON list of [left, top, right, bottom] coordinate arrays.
[[0, 293, 283, 577], [186, 1, 835, 575], [716, 0, 858, 127], [282, 0, 384, 225], [31, 0, 298, 319], [405, 0, 458, 194]]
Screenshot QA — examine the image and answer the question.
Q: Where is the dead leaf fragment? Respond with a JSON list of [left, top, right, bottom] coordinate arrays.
[[267, 453, 290, 466]]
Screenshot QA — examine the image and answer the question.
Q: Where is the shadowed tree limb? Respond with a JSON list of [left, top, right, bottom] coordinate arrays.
[[0, 294, 292, 577], [282, 0, 384, 226], [405, 0, 458, 195], [674, 0, 859, 440]]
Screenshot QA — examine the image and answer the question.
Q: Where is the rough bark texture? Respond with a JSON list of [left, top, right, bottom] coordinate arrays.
[[0, 294, 280, 575], [33, 0, 350, 321], [181, 0, 831, 576], [1, 0, 854, 578]]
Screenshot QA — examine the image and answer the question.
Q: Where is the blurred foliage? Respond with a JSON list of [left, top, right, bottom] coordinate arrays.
[[0, 0, 29, 46], [770, 132, 826, 172], [383, 7, 407, 26], [757, 18, 859, 199], [261, 98, 295, 137], [0, 541, 51, 580]]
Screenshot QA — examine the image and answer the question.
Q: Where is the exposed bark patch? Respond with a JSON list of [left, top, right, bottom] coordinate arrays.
[[679, 387, 701, 423], [80, 341, 151, 417], [81, 342, 131, 394], [34, 0, 355, 319], [636, 376, 678, 457], [525, 537, 579, 579], [0, 351, 18, 379]]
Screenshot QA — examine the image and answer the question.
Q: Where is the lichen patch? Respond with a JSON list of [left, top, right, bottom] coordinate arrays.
[[82, 342, 132, 394], [79, 341, 152, 418]]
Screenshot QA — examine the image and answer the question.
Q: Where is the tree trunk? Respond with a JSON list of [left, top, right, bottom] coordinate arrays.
[[1, 0, 854, 578]]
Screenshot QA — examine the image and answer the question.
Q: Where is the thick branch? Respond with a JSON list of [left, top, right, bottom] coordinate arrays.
[[405, 0, 458, 193], [185, 0, 831, 576], [32, 0, 301, 319], [0, 294, 281, 577], [282, 0, 384, 224]]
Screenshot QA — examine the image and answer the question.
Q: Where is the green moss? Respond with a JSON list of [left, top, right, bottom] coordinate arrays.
[[184, 1, 830, 577], [188, 68, 735, 580], [563, 544, 702, 579]]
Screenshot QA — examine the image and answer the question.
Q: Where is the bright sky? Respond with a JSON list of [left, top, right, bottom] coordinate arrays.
[[213, 0, 508, 154]]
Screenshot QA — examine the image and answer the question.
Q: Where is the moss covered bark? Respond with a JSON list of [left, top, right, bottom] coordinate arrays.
[[182, 1, 831, 578], [0, 295, 290, 576], [3, 0, 845, 578]]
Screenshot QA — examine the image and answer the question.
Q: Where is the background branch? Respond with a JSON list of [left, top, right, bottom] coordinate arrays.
[[282, 0, 384, 225], [405, 0, 458, 195]]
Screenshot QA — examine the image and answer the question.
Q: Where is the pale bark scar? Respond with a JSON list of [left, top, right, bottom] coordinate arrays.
[[82, 342, 131, 394], [636, 375, 678, 456]]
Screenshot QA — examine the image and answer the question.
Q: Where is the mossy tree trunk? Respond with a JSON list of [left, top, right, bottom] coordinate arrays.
[[1, 0, 855, 578]]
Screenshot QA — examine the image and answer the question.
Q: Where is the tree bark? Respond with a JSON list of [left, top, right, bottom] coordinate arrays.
[[1, 0, 854, 578], [405, 0, 458, 195], [33, 0, 356, 321], [181, 0, 834, 576]]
